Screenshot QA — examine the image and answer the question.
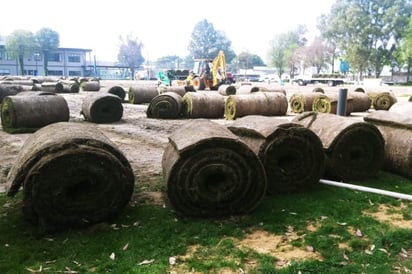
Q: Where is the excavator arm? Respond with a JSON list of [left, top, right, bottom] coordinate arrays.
[[211, 50, 227, 87]]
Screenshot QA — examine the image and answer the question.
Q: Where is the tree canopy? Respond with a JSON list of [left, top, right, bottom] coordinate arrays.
[[117, 34, 145, 80], [319, 0, 412, 78], [267, 25, 307, 78], [35, 27, 60, 76], [5, 30, 37, 75], [188, 19, 236, 63]]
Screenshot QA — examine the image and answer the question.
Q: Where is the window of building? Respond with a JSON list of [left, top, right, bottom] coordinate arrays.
[[68, 53, 81, 63], [48, 70, 63, 76], [69, 70, 81, 76], [48, 53, 61, 62]]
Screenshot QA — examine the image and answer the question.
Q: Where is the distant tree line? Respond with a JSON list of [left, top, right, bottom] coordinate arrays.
[[7, 0, 411, 81], [5, 28, 60, 76]]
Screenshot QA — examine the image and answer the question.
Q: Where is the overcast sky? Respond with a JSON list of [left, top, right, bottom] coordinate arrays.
[[0, 0, 335, 62]]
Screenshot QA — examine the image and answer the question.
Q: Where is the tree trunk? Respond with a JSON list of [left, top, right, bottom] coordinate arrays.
[[407, 58, 411, 82], [43, 52, 48, 76], [18, 56, 24, 76]]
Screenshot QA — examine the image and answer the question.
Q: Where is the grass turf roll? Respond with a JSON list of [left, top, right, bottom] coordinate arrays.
[[228, 115, 325, 194], [146, 91, 183, 119], [367, 91, 397, 110], [162, 119, 267, 217], [1, 93, 69, 133], [364, 111, 412, 179], [81, 92, 123, 123], [293, 112, 384, 181], [0, 84, 24, 102], [182, 91, 225, 118], [5, 122, 135, 233], [289, 92, 319, 113], [128, 85, 159, 104], [107, 85, 126, 101], [224, 91, 288, 120], [312, 92, 353, 115]]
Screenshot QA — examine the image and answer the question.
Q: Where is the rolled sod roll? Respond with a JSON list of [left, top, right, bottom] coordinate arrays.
[[107, 85, 126, 101], [157, 85, 187, 97], [1, 93, 69, 133], [41, 81, 79, 93], [289, 92, 319, 113], [162, 119, 267, 217], [218, 84, 237, 95], [235, 85, 260, 94], [367, 91, 397, 110], [259, 85, 287, 96], [293, 112, 384, 181], [348, 91, 372, 112], [228, 115, 325, 194], [0, 84, 24, 102], [80, 80, 101, 91], [387, 101, 412, 115], [225, 91, 288, 120], [312, 92, 353, 115], [128, 85, 159, 104], [146, 91, 183, 119], [364, 111, 412, 179], [81, 92, 123, 123], [182, 91, 225, 118], [5, 122, 134, 232]]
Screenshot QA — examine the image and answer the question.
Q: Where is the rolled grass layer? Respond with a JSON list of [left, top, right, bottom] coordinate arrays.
[[147, 91, 183, 119], [293, 112, 384, 181], [107, 85, 126, 101], [158, 86, 187, 97], [5, 122, 134, 232], [228, 115, 325, 194], [1, 93, 70, 133], [81, 92, 123, 123], [312, 92, 353, 115], [348, 91, 372, 112], [182, 91, 225, 118], [162, 119, 267, 217], [367, 91, 397, 110], [128, 85, 159, 104], [225, 92, 288, 120], [289, 92, 319, 113], [218, 84, 237, 95], [364, 111, 412, 179], [80, 80, 100, 91], [0, 84, 24, 102]]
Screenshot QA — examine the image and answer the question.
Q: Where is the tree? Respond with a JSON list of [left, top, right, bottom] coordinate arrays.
[[395, 16, 412, 82], [117, 34, 145, 80], [5, 30, 37, 75], [303, 37, 335, 74], [155, 55, 183, 70], [188, 19, 236, 63], [236, 52, 265, 70], [35, 28, 60, 76], [268, 25, 307, 78], [319, 0, 412, 79]]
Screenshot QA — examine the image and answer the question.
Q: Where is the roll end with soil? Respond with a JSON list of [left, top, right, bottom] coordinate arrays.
[[259, 125, 325, 194], [162, 119, 267, 217], [81, 92, 123, 123], [146, 91, 183, 119], [5, 122, 135, 233]]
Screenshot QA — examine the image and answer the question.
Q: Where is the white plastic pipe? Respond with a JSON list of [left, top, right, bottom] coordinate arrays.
[[319, 179, 412, 201]]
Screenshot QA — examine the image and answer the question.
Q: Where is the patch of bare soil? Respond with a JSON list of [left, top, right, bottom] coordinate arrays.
[[364, 203, 412, 230]]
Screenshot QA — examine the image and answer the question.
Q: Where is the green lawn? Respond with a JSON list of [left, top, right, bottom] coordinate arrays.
[[1, 171, 412, 273]]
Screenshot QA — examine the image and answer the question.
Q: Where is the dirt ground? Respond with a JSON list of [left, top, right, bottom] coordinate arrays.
[[0, 80, 411, 194], [1, 80, 411, 270]]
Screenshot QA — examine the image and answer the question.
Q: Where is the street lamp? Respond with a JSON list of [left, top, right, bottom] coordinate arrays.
[[34, 53, 40, 76]]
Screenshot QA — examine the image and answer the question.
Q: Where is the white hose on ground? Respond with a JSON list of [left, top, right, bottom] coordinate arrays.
[[319, 179, 412, 201]]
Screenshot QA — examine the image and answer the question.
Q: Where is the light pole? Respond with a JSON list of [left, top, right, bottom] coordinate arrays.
[[34, 53, 40, 76]]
